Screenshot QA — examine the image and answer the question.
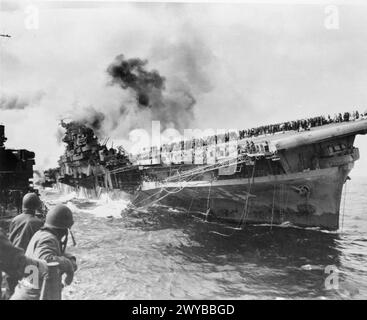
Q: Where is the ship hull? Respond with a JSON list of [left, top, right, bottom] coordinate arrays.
[[132, 165, 352, 230], [52, 118, 367, 231]]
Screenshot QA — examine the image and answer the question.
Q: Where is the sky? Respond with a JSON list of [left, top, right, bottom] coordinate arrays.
[[0, 0, 366, 178]]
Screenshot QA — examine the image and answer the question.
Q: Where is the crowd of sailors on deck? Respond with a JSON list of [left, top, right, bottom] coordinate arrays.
[[175, 110, 365, 149], [238, 110, 366, 139], [134, 110, 367, 164]]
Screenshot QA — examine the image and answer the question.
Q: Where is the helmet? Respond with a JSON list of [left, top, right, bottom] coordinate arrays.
[[45, 204, 74, 230], [22, 193, 41, 211]]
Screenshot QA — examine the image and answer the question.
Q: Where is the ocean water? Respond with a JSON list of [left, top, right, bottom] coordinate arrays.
[[40, 176, 367, 300]]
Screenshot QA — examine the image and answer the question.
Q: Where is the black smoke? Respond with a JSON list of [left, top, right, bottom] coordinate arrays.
[[76, 106, 106, 132], [107, 55, 165, 109], [106, 54, 196, 131]]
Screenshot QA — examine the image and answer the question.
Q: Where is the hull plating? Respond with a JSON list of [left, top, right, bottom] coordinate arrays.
[[132, 166, 352, 230]]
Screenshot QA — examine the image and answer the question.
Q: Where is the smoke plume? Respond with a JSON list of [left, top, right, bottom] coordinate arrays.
[[106, 54, 196, 131], [107, 55, 165, 108], [77, 106, 106, 132], [0, 91, 44, 110]]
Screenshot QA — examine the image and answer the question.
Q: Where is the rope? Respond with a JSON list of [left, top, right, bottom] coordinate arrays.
[[164, 153, 261, 183], [282, 184, 290, 224], [210, 160, 257, 237], [133, 151, 232, 210], [270, 183, 276, 230], [341, 178, 348, 232], [278, 184, 284, 224], [132, 170, 201, 210], [186, 185, 202, 213], [133, 180, 184, 207], [132, 188, 164, 208], [239, 161, 256, 227], [205, 179, 213, 222], [187, 194, 195, 213], [124, 149, 266, 212]]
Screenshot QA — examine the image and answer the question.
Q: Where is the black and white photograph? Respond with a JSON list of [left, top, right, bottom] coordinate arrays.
[[1, 0, 367, 304]]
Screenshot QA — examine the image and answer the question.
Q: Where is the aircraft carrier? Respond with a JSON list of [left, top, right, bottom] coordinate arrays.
[[44, 112, 367, 231]]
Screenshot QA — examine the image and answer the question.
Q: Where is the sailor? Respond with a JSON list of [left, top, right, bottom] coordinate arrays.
[[0, 228, 47, 300], [5, 193, 44, 296], [343, 112, 350, 122], [9, 193, 44, 251], [11, 204, 77, 300]]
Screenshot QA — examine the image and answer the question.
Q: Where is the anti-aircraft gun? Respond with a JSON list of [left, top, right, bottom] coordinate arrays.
[[0, 124, 36, 216]]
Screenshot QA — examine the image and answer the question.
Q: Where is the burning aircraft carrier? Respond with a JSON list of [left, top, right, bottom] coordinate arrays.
[[44, 109, 367, 231], [36, 54, 367, 231]]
